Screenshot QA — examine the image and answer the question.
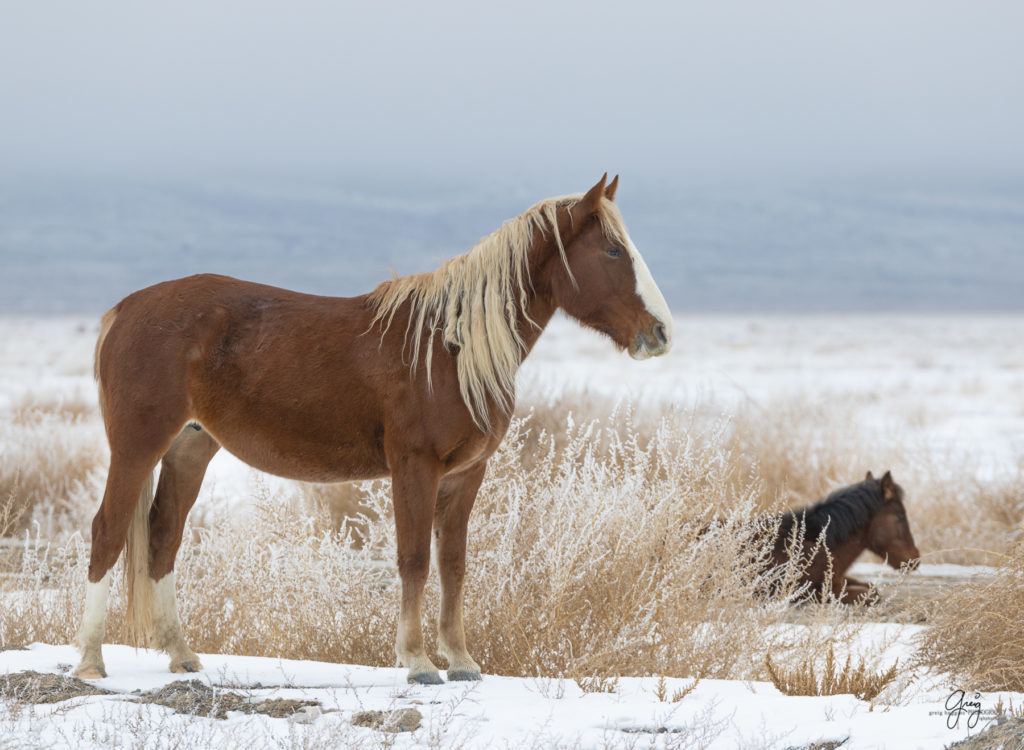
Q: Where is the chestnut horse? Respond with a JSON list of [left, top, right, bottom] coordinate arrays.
[[770, 471, 920, 604], [73, 174, 673, 683]]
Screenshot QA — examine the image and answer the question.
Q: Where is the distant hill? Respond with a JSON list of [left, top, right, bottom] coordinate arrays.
[[1, 176, 1021, 313]]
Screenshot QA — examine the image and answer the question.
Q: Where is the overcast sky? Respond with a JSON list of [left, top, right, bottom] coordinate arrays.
[[2, 1, 1023, 185]]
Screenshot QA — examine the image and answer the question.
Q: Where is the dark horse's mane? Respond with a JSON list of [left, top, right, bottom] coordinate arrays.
[[775, 478, 898, 548]]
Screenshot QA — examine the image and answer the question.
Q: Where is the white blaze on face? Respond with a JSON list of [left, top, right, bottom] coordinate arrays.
[[624, 233, 673, 357]]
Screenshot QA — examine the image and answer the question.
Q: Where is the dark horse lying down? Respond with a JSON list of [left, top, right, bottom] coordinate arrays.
[[769, 471, 920, 604]]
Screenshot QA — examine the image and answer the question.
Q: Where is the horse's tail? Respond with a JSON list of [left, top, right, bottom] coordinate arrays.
[[123, 472, 155, 647], [94, 308, 117, 381], [94, 306, 117, 418]]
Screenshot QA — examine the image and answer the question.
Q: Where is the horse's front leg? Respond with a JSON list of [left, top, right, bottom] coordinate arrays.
[[434, 462, 487, 681], [390, 452, 443, 684]]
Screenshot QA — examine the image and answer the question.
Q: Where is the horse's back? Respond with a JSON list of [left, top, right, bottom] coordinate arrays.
[[100, 274, 377, 395], [110, 273, 366, 325], [97, 274, 393, 481]]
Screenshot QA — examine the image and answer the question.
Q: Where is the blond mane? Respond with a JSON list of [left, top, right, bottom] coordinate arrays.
[[368, 193, 628, 430]]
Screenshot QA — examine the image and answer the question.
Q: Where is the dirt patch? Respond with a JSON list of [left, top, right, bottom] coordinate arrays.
[[255, 698, 323, 719], [351, 708, 422, 733], [138, 680, 319, 720], [0, 670, 115, 704], [619, 725, 689, 735], [0, 644, 28, 652], [946, 717, 1024, 749]]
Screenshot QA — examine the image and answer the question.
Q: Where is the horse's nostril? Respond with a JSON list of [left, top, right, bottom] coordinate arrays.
[[653, 323, 667, 346]]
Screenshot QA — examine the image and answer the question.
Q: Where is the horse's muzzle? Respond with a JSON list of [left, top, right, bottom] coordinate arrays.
[[896, 547, 921, 572], [631, 321, 672, 360]]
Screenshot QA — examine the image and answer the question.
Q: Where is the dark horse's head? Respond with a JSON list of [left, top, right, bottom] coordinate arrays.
[[864, 470, 921, 571], [778, 470, 921, 572], [551, 174, 672, 360]]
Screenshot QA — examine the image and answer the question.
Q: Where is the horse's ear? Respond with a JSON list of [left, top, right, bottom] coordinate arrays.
[[880, 470, 895, 499], [605, 174, 619, 201], [865, 471, 874, 481], [581, 174, 607, 211]]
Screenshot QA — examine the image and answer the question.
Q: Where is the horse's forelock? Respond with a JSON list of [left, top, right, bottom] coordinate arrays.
[[594, 198, 631, 249]]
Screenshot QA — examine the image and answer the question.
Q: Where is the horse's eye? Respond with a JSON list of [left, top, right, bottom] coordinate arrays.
[[606, 247, 622, 258]]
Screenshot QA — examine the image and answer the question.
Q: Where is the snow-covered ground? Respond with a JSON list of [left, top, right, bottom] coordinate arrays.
[[1, 639, 1018, 750], [521, 313, 1024, 480], [2, 314, 1022, 748]]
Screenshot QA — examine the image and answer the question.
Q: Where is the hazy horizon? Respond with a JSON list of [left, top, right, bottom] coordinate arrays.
[[2, 2, 1022, 313], [2, 172, 1022, 315]]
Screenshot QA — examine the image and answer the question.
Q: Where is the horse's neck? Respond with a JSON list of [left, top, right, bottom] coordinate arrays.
[[829, 525, 870, 576], [516, 290, 558, 360], [512, 232, 566, 360]]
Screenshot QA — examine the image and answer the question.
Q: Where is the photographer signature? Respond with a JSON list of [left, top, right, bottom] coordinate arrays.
[[945, 689, 982, 729]]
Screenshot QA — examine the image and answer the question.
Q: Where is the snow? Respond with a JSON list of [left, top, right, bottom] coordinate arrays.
[[849, 562, 996, 581], [519, 313, 1024, 481], [1, 642, 1016, 749]]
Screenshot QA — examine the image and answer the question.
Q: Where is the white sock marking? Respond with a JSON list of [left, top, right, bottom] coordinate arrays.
[[152, 572, 183, 649], [78, 571, 111, 649]]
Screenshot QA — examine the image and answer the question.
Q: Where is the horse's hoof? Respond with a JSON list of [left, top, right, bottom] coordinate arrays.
[[170, 659, 204, 674], [74, 665, 106, 680], [446, 669, 482, 682], [407, 670, 444, 685]]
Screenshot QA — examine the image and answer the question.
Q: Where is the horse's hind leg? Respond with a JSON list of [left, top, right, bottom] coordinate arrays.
[[433, 463, 486, 681], [148, 425, 220, 673], [75, 450, 167, 679]]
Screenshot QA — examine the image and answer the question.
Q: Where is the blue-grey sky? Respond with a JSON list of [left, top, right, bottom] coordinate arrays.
[[2, 1, 1023, 183]]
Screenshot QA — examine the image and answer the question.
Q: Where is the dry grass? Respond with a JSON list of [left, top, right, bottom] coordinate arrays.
[[515, 389, 1024, 564], [10, 392, 97, 426], [994, 695, 1024, 720], [0, 487, 26, 575], [914, 542, 1024, 691], [0, 368, 1020, 693], [764, 645, 899, 701], [573, 673, 619, 694], [295, 481, 378, 547], [3, 360, 1021, 562], [0, 392, 106, 537], [653, 674, 700, 703], [0, 409, 869, 684], [722, 399, 904, 514], [908, 466, 1024, 565]]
